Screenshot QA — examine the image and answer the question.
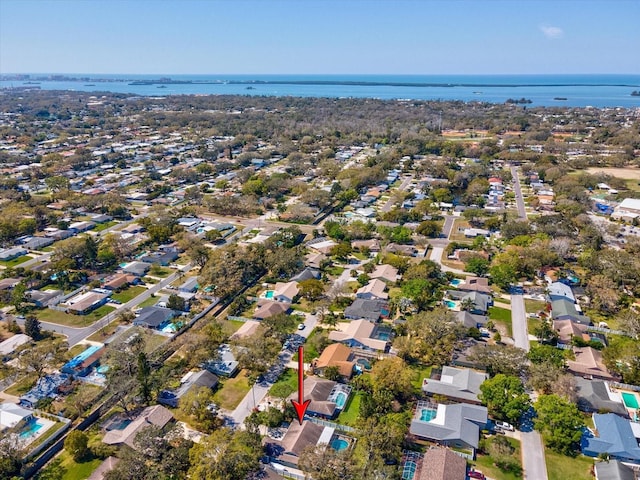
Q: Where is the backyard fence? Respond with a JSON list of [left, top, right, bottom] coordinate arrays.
[[306, 416, 355, 433]]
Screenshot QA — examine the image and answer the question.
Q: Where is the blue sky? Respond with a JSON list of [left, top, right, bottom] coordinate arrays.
[[1, 0, 638, 74]]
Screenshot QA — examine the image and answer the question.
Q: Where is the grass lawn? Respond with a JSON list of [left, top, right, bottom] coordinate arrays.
[[0, 255, 33, 267], [473, 437, 522, 480], [489, 306, 513, 336], [545, 451, 594, 480], [337, 391, 362, 426], [111, 285, 146, 303], [222, 319, 245, 336], [5, 373, 37, 396], [524, 299, 547, 313], [293, 329, 320, 362], [93, 220, 118, 232], [138, 295, 159, 308], [326, 266, 345, 276], [149, 266, 172, 278], [213, 369, 251, 410], [42, 451, 103, 480], [67, 344, 87, 358], [87, 319, 122, 342], [36, 305, 116, 327], [449, 219, 472, 242], [409, 364, 433, 393], [269, 368, 298, 399]]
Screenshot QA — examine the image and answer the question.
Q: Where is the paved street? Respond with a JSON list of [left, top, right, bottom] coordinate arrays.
[[511, 166, 527, 220], [427, 215, 467, 275], [381, 175, 414, 212], [510, 294, 530, 352], [230, 313, 318, 427]]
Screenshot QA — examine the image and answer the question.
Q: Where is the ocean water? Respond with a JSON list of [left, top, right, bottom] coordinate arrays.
[[2, 74, 640, 108]]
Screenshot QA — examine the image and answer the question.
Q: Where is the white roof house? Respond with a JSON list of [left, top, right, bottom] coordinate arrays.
[[273, 281, 300, 303], [0, 402, 34, 429], [0, 333, 32, 356]]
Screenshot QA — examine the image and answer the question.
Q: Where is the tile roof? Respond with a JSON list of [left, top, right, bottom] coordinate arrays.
[[419, 447, 467, 480]]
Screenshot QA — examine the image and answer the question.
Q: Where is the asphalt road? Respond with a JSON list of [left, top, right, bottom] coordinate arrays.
[[510, 294, 530, 352], [511, 166, 527, 220], [521, 430, 548, 480], [381, 175, 414, 212], [230, 313, 318, 427], [16, 263, 193, 346]]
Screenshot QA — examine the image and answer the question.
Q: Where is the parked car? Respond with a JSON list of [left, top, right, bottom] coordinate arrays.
[[468, 471, 486, 479], [297, 323, 305, 330], [495, 421, 514, 431]]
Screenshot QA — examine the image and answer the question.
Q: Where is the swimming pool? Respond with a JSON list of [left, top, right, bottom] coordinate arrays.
[[449, 278, 462, 286], [107, 419, 132, 431], [20, 420, 44, 439], [444, 300, 456, 309], [331, 438, 349, 451], [334, 391, 348, 408], [264, 290, 274, 299], [376, 331, 391, 341], [96, 365, 109, 374], [622, 392, 639, 409], [420, 408, 437, 422]]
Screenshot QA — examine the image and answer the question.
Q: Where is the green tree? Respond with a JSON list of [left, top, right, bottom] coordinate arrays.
[[479, 374, 531, 425], [179, 386, 221, 433], [136, 351, 152, 405], [64, 430, 89, 462], [167, 294, 187, 311], [298, 278, 324, 301], [465, 256, 490, 276], [489, 263, 517, 290], [24, 315, 41, 339], [323, 365, 341, 381], [369, 357, 413, 400], [11, 281, 26, 313], [534, 394, 585, 456], [188, 428, 261, 480]]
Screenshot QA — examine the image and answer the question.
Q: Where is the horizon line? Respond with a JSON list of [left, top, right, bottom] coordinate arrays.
[[3, 72, 640, 76]]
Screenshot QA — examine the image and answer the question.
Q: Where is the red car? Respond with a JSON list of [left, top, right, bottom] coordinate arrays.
[[468, 471, 486, 480]]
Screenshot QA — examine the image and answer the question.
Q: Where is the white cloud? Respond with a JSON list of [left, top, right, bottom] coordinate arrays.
[[540, 25, 564, 39]]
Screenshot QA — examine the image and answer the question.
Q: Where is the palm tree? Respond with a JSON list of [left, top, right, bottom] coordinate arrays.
[[460, 297, 476, 312]]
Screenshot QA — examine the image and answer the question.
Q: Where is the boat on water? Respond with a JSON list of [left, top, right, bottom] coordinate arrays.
[[554, 97, 568, 101], [84, 84, 95, 86], [246, 86, 256, 90], [157, 85, 167, 89], [473, 91, 482, 94]]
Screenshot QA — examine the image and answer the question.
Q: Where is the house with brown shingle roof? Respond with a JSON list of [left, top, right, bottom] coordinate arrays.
[[567, 347, 615, 380], [314, 343, 355, 379], [253, 300, 290, 320], [102, 405, 174, 448], [420, 447, 467, 480], [328, 319, 389, 351], [273, 281, 300, 303], [370, 264, 400, 283], [356, 279, 388, 300], [458, 276, 492, 295], [553, 319, 589, 346]]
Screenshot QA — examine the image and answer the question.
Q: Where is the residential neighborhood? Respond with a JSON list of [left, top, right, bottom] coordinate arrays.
[[0, 89, 639, 480]]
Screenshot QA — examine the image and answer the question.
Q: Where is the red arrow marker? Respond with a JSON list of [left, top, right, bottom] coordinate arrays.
[[291, 345, 310, 425]]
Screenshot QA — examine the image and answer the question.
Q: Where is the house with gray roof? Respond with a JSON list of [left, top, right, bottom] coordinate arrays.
[[122, 261, 150, 277], [290, 267, 321, 283], [575, 378, 627, 416], [409, 402, 488, 450], [0, 247, 27, 261], [344, 299, 389, 321], [133, 306, 175, 329], [178, 277, 199, 293], [595, 460, 636, 480], [455, 311, 488, 329], [422, 366, 488, 405], [551, 298, 590, 325], [446, 291, 492, 315], [547, 281, 576, 303], [158, 369, 218, 408], [21, 236, 54, 250], [583, 413, 640, 463]]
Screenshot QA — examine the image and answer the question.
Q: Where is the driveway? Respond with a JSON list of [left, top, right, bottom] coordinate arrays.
[[381, 175, 413, 212], [229, 314, 318, 427], [510, 294, 530, 352]]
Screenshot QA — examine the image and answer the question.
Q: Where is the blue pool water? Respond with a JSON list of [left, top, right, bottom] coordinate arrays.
[[376, 331, 391, 341], [96, 365, 109, 374], [335, 392, 348, 408], [107, 419, 132, 431], [331, 438, 349, 451], [622, 392, 639, 409], [20, 420, 44, 439], [264, 290, 274, 299], [420, 408, 437, 422], [444, 300, 456, 309], [450, 278, 462, 286]]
